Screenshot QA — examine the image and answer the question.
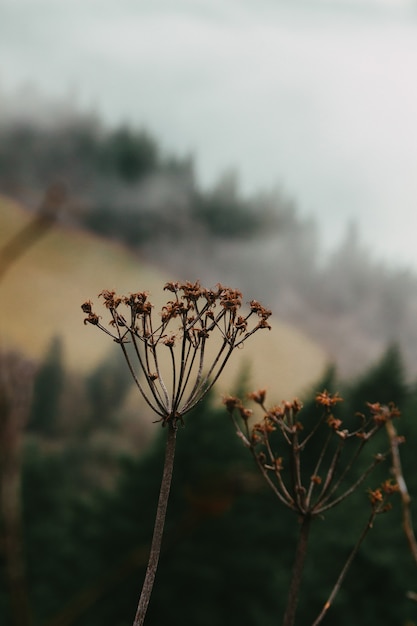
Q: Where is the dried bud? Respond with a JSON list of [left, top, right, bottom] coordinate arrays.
[[327, 414, 343, 430], [248, 389, 267, 405], [275, 457, 284, 471], [256, 319, 272, 330], [367, 402, 400, 424], [235, 315, 248, 333], [239, 406, 253, 421], [162, 334, 176, 347], [222, 395, 241, 413], [99, 289, 121, 309], [84, 313, 100, 325], [368, 488, 383, 506], [164, 281, 180, 293], [311, 474, 322, 485], [249, 300, 272, 320], [381, 479, 399, 495], [316, 390, 343, 407], [81, 300, 93, 314]]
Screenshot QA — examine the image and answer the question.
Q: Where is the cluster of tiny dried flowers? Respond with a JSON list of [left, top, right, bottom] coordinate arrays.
[[224, 389, 400, 517], [368, 479, 399, 515], [82, 281, 271, 427]]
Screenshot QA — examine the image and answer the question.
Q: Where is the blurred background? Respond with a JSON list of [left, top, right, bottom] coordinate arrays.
[[1, 1, 417, 625]]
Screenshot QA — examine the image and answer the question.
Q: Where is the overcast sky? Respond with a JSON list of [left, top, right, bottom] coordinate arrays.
[[2, 0, 417, 268]]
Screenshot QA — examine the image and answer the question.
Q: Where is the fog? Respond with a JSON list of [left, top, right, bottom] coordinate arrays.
[[3, 1, 417, 379], [2, 0, 417, 267], [4, 109, 417, 381], [4, 7, 417, 625]]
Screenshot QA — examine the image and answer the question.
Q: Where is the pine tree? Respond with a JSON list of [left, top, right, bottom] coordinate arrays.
[[28, 337, 64, 437], [346, 343, 408, 414]]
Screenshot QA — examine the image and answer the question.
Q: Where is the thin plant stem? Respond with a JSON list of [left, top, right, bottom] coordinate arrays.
[[133, 423, 177, 626], [311, 508, 377, 626], [386, 420, 417, 566], [306, 431, 332, 508], [282, 514, 312, 626], [318, 438, 368, 507], [318, 455, 385, 514]]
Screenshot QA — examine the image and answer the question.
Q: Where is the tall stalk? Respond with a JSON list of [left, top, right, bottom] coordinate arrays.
[[282, 515, 312, 626], [133, 423, 177, 626]]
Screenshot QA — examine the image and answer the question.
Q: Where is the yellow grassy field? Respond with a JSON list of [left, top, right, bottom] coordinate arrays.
[[0, 195, 328, 402]]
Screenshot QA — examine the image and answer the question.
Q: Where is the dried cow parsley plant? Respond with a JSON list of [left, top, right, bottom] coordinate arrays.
[[82, 280, 271, 626], [225, 390, 400, 626], [82, 281, 270, 428]]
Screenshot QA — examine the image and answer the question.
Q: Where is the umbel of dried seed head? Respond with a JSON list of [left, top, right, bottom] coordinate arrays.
[[82, 280, 271, 428]]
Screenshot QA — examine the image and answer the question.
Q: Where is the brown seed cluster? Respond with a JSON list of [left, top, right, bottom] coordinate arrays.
[[224, 389, 400, 517], [82, 280, 271, 427], [368, 479, 399, 513]]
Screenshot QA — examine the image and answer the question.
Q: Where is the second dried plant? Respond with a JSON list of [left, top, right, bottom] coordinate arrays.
[[225, 389, 400, 626]]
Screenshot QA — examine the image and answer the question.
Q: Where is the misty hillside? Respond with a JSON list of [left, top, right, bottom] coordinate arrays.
[[0, 195, 327, 403], [1, 112, 417, 380]]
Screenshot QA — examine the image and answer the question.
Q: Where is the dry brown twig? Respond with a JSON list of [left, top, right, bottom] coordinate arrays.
[[0, 182, 67, 280], [0, 351, 35, 626], [82, 280, 271, 626], [386, 419, 417, 602]]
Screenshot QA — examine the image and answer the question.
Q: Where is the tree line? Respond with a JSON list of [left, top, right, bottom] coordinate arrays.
[[2, 112, 417, 381], [0, 339, 416, 625]]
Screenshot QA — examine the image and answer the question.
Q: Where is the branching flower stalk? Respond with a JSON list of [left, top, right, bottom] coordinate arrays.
[[82, 280, 271, 626], [385, 419, 417, 601], [225, 390, 400, 626], [311, 479, 399, 626]]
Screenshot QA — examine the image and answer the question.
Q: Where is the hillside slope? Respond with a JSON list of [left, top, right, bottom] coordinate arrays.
[[0, 196, 328, 401]]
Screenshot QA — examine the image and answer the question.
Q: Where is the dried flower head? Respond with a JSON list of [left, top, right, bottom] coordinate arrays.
[[368, 479, 399, 515], [247, 388, 267, 405], [227, 390, 399, 518], [82, 280, 271, 428], [366, 402, 400, 424]]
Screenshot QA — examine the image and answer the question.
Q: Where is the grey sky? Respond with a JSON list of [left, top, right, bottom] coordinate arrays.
[[2, 0, 417, 268]]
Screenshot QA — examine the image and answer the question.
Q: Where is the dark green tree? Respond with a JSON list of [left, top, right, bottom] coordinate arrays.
[[86, 349, 133, 429], [21, 441, 102, 625], [99, 127, 159, 183], [346, 343, 408, 414], [192, 171, 260, 238], [1, 352, 414, 626], [28, 337, 64, 437]]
